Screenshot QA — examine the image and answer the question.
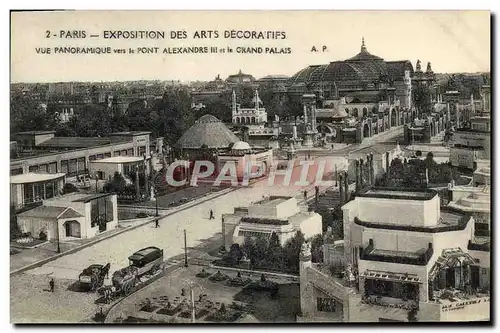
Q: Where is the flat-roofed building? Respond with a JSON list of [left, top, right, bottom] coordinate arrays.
[[10, 131, 151, 178], [10, 172, 66, 210], [222, 196, 322, 250], [17, 192, 118, 240], [89, 155, 149, 181], [299, 187, 489, 322], [449, 117, 490, 170]]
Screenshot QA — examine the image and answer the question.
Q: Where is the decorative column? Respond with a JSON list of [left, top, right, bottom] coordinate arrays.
[[355, 160, 360, 191], [359, 158, 364, 189], [135, 166, 141, 201], [344, 171, 349, 202], [370, 153, 374, 185], [366, 154, 371, 185], [339, 173, 344, 204], [385, 152, 390, 184]]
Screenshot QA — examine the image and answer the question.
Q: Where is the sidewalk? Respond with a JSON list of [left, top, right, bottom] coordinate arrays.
[[10, 187, 236, 275]]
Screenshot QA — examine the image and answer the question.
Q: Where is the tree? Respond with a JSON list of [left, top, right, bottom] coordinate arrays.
[[242, 235, 255, 260], [10, 205, 21, 241], [228, 243, 243, 265], [283, 231, 305, 272], [412, 83, 432, 115], [310, 234, 324, 263]]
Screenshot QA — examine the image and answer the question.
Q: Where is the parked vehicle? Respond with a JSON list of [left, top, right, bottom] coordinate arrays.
[[112, 266, 139, 296], [110, 247, 164, 297], [128, 246, 164, 276], [79, 263, 110, 292]]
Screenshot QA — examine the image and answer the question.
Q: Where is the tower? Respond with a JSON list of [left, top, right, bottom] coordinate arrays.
[[302, 94, 318, 147], [232, 89, 237, 115]]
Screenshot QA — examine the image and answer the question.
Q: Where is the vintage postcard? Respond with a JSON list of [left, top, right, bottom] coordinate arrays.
[[10, 10, 491, 324]]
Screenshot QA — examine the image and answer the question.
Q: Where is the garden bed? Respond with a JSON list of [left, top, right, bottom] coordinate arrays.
[[157, 305, 182, 316], [140, 305, 159, 313], [206, 310, 243, 322], [11, 238, 48, 249]]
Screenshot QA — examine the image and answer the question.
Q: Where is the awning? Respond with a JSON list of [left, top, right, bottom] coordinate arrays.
[[360, 270, 422, 284]]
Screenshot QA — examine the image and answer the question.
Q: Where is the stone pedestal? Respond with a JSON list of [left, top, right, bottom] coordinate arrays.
[[303, 131, 316, 148]]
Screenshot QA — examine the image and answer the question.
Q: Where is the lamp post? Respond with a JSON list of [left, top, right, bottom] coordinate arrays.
[[56, 220, 61, 253], [184, 229, 188, 267], [181, 280, 203, 324], [155, 188, 159, 217]]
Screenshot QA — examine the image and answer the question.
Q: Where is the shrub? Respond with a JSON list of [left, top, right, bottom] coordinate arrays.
[[62, 183, 79, 194], [136, 212, 149, 218]]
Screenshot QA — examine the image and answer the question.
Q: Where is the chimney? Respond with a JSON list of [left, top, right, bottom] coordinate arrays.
[[355, 160, 360, 191], [339, 173, 344, 204], [385, 151, 390, 183], [344, 171, 349, 202], [370, 153, 374, 185]]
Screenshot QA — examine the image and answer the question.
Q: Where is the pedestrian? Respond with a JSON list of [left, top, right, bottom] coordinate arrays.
[[209, 209, 214, 220], [155, 219, 159, 228], [303, 190, 308, 201], [49, 278, 55, 292], [315, 186, 319, 202]]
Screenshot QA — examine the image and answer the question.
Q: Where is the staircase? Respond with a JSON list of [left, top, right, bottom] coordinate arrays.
[[309, 187, 342, 212]]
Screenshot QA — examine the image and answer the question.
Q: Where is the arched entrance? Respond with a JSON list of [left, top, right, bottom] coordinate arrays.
[[236, 117, 241, 124], [251, 117, 256, 124], [317, 124, 336, 143], [363, 123, 370, 138], [64, 220, 81, 238], [430, 122, 435, 136], [391, 110, 397, 127]]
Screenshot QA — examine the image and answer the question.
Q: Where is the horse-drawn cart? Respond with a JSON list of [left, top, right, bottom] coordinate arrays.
[[79, 263, 110, 292]]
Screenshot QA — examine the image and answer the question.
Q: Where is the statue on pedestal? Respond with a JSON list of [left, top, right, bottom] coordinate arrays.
[[300, 241, 311, 259]]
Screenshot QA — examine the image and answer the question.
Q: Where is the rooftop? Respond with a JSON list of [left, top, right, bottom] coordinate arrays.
[[176, 114, 240, 149], [14, 131, 56, 136], [357, 187, 437, 201], [133, 247, 161, 257], [90, 156, 145, 164], [354, 207, 470, 233], [44, 192, 113, 203], [37, 137, 112, 148], [10, 172, 66, 184], [17, 205, 83, 219], [109, 131, 151, 136]]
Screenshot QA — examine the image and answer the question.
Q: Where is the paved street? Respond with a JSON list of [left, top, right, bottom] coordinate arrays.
[[10, 155, 346, 323]]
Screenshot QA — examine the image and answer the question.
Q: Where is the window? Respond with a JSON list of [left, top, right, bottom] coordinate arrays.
[[96, 154, 104, 160], [61, 160, 69, 174], [317, 298, 338, 312], [29, 165, 39, 173], [114, 151, 120, 156], [89, 155, 96, 161], [10, 168, 23, 176], [121, 150, 128, 156], [68, 159, 78, 176], [104, 152, 112, 158], [90, 195, 114, 227], [48, 162, 57, 173], [38, 164, 48, 173], [23, 183, 34, 204], [138, 146, 146, 156], [127, 148, 134, 156], [77, 157, 86, 175], [45, 181, 55, 199]]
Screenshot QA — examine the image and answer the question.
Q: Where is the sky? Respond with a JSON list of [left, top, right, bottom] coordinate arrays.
[[10, 10, 491, 83]]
